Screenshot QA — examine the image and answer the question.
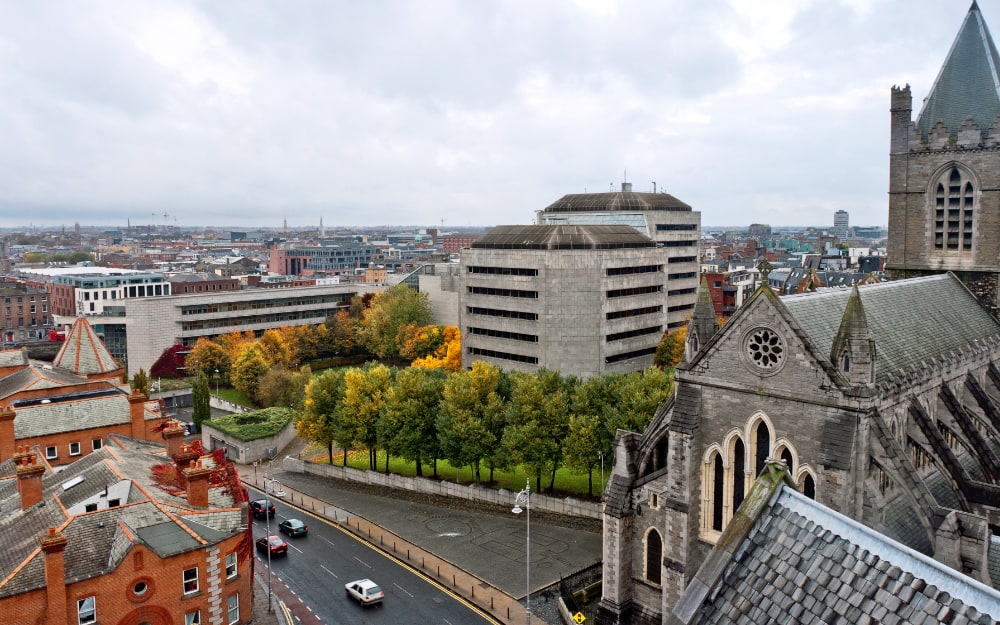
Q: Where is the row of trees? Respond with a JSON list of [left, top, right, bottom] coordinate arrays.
[[182, 285, 460, 403], [296, 361, 673, 496]]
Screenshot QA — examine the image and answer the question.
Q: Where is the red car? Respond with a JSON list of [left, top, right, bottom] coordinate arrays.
[[256, 535, 288, 556]]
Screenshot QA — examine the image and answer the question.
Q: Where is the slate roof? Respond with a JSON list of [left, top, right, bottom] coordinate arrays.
[[0, 436, 246, 599], [53, 316, 121, 376], [11, 393, 160, 439], [917, 2, 1000, 139], [0, 349, 27, 368], [541, 191, 692, 213], [673, 473, 1000, 624], [471, 225, 656, 250], [780, 274, 1000, 383], [0, 366, 87, 401]]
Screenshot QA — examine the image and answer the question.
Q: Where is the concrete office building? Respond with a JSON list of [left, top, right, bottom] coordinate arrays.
[[536, 183, 700, 332], [832, 209, 849, 238], [100, 283, 377, 376], [459, 225, 672, 378]]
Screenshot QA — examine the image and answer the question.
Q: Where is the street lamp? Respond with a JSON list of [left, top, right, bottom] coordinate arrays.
[[214, 369, 219, 395], [264, 472, 273, 612], [512, 479, 531, 625]]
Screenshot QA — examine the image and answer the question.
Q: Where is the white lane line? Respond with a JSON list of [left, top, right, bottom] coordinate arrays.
[[320, 536, 336, 547], [321, 565, 339, 579], [287, 542, 303, 554], [393, 582, 414, 598], [352, 556, 372, 569]]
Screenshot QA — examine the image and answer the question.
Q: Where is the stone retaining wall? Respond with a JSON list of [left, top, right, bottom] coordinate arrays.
[[281, 456, 601, 519]]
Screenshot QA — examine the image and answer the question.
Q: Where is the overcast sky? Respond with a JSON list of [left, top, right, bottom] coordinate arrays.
[[0, 1, 988, 230]]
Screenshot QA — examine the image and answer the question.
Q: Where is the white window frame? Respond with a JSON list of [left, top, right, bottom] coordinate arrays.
[[225, 552, 237, 579], [45, 446, 57, 460], [78, 596, 96, 625], [185, 610, 201, 625], [69, 442, 81, 456], [92, 438, 103, 451], [183, 567, 199, 595], [227, 593, 239, 624]]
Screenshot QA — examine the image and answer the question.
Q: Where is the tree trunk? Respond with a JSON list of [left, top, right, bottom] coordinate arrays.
[[328, 442, 334, 465], [433, 458, 438, 478], [342, 447, 348, 467], [588, 468, 593, 497], [535, 472, 542, 494], [415, 453, 423, 477], [549, 466, 557, 492]]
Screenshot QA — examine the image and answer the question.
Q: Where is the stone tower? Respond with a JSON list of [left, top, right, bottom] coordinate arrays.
[[887, 2, 1000, 315]]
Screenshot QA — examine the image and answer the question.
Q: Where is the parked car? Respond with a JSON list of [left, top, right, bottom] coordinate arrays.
[[279, 518, 308, 537], [250, 499, 275, 519], [255, 535, 288, 556], [345, 579, 384, 607]]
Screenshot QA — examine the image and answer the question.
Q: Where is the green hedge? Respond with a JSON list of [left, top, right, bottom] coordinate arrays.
[[209, 407, 293, 441]]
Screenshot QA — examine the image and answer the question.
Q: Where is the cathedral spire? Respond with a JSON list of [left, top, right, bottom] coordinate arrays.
[[916, 1, 1000, 139], [685, 277, 719, 363], [829, 283, 876, 385]]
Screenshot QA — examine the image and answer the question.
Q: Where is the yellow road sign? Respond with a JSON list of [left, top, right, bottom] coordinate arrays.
[[573, 612, 586, 624]]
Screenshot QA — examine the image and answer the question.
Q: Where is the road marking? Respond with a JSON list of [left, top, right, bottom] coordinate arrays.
[[352, 556, 372, 569], [321, 565, 339, 579], [287, 542, 303, 554], [393, 583, 414, 598], [319, 536, 336, 547], [443, 619, 453, 625]]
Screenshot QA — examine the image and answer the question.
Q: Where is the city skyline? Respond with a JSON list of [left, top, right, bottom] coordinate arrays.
[[0, 1, 981, 229]]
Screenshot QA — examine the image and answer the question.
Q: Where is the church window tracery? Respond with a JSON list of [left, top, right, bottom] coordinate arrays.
[[933, 166, 976, 251]]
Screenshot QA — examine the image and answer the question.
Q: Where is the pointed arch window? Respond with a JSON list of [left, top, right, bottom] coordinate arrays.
[[754, 422, 770, 478], [934, 166, 975, 251], [780, 448, 794, 474], [645, 529, 662, 584], [732, 439, 746, 512], [842, 353, 850, 372], [802, 474, 816, 499], [712, 453, 724, 531]]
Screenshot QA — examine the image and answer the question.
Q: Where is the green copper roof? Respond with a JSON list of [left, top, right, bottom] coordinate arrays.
[[917, 2, 1000, 138]]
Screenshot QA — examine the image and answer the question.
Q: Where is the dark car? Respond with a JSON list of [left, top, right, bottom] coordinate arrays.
[[250, 499, 275, 519], [279, 518, 308, 537], [255, 535, 288, 556]]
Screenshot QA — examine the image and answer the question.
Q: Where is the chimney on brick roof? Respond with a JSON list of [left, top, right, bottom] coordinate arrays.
[[0, 406, 15, 463], [182, 459, 213, 508], [40, 527, 68, 625], [162, 420, 187, 459], [128, 390, 147, 439], [16, 454, 45, 510]]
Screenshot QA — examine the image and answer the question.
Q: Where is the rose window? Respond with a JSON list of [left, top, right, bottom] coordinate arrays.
[[746, 328, 784, 370]]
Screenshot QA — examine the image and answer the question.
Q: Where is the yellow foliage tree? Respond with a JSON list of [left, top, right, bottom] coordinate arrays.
[[411, 326, 461, 372]]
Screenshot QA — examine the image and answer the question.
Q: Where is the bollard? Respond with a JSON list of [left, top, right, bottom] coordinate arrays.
[[472, 585, 475, 598], [407, 549, 410, 560], [437, 565, 440, 577], [380, 536, 383, 545], [453, 574, 455, 587], [491, 597, 494, 609]]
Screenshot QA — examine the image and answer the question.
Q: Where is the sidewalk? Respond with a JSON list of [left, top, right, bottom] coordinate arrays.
[[237, 444, 602, 625]]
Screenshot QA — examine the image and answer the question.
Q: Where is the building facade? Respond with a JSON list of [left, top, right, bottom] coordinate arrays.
[[48, 271, 171, 317], [1, 280, 53, 343], [536, 183, 700, 333], [832, 209, 849, 239], [599, 274, 1000, 624], [459, 224, 672, 378], [887, 3, 1000, 315], [268, 240, 378, 276]]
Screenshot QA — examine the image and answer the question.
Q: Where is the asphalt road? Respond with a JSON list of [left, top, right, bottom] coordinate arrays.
[[251, 495, 493, 625]]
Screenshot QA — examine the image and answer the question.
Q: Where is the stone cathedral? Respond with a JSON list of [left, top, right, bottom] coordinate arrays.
[[598, 4, 1000, 624]]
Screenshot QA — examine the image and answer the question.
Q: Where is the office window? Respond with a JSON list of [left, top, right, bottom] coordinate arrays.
[[183, 567, 199, 594], [69, 442, 81, 456], [226, 552, 238, 579], [78, 596, 96, 624]]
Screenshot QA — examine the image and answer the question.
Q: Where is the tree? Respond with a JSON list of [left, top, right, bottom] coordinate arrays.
[[259, 328, 296, 369], [192, 372, 211, 431], [358, 285, 433, 358], [340, 363, 393, 469], [257, 365, 311, 409], [564, 374, 620, 496], [323, 310, 359, 356], [654, 326, 687, 369], [411, 326, 461, 372], [437, 361, 505, 482], [378, 367, 445, 477], [503, 369, 571, 493], [563, 413, 604, 497], [229, 343, 270, 401], [131, 368, 151, 399], [297, 369, 348, 464], [185, 338, 231, 378]]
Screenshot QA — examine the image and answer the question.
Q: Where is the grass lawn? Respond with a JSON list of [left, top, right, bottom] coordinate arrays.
[[304, 444, 607, 499]]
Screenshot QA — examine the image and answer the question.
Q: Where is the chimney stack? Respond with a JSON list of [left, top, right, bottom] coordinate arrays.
[[40, 527, 68, 625], [16, 455, 45, 510], [162, 420, 187, 458], [0, 407, 16, 463], [182, 459, 213, 508], [128, 390, 146, 438]]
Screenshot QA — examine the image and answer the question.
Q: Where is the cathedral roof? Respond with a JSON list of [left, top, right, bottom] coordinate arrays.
[[672, 465, 1000, 624], [917, 1, 1000, 138], [780, 273, 1000, 383], [52, 316, 121, 377]]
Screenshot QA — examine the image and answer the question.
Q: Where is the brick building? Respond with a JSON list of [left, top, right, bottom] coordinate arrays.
[[0, 316, 167, 466], [0, 430, 254, 624], [0, 280, 53, 343], [887, 3, 1000, 315]]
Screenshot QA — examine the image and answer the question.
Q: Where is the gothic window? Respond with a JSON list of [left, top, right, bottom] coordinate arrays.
[[843, 353, 850, 372], [732, 439, 746, 512], [802, 474, 816, 500], [933, 166, 975, 251], [754, 421, 771, 478], [645, 529, 662, 585], [780, 448, 794, 474], [743, 327, 785, 373], [712, 453, 724, 531]]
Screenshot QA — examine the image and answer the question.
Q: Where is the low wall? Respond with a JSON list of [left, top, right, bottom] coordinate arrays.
[[281, 456, 602, 519], [210, 396, 252, 413]]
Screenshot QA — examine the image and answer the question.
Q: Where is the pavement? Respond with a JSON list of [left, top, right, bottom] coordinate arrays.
[[238, 437, 603, 625]]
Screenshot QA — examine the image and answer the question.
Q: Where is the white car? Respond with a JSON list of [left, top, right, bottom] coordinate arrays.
[[345, 579, 384, 607]]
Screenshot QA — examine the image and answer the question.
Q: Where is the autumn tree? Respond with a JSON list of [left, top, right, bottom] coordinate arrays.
[[437, 361, 506, 482], [654, 326, 687, 369], [257, 365, 312, 409], [378, 367, 445, 477], [563, 374, 620, 496], [340, 363, 393, 469], [503, 369, 572, 493], [185, 337, 232, 377], [229, 343, 270, 401], [297, 369, 348, 464], [358, 285, 433, 358], [411, 326, 461, 373], [323, 310, 359, 356], [259, 328, 296, 370]]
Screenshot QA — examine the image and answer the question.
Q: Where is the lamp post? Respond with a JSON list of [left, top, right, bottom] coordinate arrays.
[[264, 472, 273, 612], [512, 479, 531, 625], [214, 369, 219, 395]]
